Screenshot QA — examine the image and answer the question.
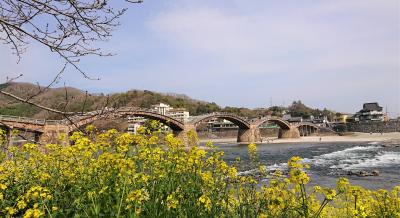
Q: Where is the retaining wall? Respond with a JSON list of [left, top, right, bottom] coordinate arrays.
[[343, 120, 400, 133]]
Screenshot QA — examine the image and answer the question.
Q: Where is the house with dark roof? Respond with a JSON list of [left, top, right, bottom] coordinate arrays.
[[355, 102, 384, 122], [362, 103, 383, 112]]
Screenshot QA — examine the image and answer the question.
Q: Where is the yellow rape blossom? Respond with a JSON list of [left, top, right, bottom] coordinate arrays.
[[0, 125, 398, 217], [23, 208, 44, 218], [198, 194, 212, 211], [166, 194, 179, 210]]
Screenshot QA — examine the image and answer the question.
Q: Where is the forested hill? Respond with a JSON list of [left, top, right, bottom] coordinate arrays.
[[0, 83, 338, 120], [0, 82, 220, 119]]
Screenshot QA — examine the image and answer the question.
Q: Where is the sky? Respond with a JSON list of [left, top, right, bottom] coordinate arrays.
[[1, 0, 399, 117]]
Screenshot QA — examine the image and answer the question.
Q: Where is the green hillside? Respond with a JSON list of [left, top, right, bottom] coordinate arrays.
[[0, 82, 337, 120]]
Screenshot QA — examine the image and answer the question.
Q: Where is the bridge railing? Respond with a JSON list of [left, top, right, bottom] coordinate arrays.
[[0, 115, 67, 125], [0, 115, 46, 125], [1, 109, 280, 127]]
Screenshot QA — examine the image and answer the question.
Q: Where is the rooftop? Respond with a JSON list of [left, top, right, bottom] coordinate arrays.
[[362, 102, 383, 112]]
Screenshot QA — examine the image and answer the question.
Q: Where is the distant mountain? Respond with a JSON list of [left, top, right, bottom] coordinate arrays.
[[0, 83, 337, 120], [0, 82, 220, 119]]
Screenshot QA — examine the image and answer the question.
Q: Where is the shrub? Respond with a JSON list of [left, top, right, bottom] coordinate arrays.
[[0, 127, 398, 217]]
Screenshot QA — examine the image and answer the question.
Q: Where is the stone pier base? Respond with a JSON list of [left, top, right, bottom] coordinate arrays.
[[175, 125, 301, 145], [173, 130, 188, 145], [237, 125, 261, 143], [278, 127, 301, 138], [39, 125, 70, 145], [174, 125, 196, 146], [6, 127, 13, 147]]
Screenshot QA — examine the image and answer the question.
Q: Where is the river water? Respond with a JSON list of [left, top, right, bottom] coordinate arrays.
[[210, 141, 400, 190]]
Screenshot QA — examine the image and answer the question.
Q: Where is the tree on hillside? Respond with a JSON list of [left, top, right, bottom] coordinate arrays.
[[268, 106, 286, 117], [288, 101, 336, 121], [289, 100, 313, 118]]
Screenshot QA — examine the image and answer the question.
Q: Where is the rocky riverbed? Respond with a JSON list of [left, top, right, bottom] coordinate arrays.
[[208, 138, 400, 190]]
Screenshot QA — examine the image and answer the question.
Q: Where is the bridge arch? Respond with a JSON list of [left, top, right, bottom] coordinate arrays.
[[294, 122, 320, 136], [69, 108, 185, 131], [188, 113, 251, 129], [252, 117, 291, 130]]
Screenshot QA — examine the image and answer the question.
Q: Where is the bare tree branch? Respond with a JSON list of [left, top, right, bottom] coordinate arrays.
[[80, 90, 88, 114], [25, 62, 67, 101], [0, 0, 143, 79], [5, 73, 23, 83], [0, 0, 144, 137]]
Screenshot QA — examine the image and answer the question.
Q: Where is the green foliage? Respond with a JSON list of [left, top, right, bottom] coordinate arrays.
[[333, 124, 347, 132], [288, 100, 336, 120], [268, 106, 287, 117], [0, 129, 5, 146], [289, 100, 313, 118], [0, 83, 10, 90], [109, 90, 220, 116], [0, 128, 399, 217], [0, 83, 222, 117], [186, 130, 199, 147], [141, 120, 163, 134], [0, 104, 40, 117], [0, 83, 339, 121], [0, 129, 6, 162]]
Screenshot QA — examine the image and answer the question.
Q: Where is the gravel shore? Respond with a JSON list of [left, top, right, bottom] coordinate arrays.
[[199, 132, 400, 145]]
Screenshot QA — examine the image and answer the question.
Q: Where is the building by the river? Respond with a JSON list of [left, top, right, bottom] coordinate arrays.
[[127, 103, 190, 133], [354, 102, 386, 122]]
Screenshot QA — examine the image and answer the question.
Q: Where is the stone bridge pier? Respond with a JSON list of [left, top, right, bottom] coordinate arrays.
[[175, 124, 301, 145], [237, 125, 261, 143], [173, 124, 196, 145], [5, 126, 13, 147], [278, 127, 300, 139], [39, 124, 70, 145]]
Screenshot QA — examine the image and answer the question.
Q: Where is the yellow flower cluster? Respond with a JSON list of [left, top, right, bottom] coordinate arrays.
[[0, 123, 398, 217], [0, 129, 6, 146]]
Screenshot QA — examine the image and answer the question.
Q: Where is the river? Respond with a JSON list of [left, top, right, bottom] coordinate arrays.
[[209, 141, 400, 190]]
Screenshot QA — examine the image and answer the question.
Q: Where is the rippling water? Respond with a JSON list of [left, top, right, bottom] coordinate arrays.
[[211, 141, 400, 190]]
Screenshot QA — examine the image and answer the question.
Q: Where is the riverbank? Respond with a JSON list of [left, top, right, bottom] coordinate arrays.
[[199, 132, 400, 144]]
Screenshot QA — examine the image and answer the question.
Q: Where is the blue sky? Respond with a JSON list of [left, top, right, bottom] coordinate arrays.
[[1, 0, 399, 117]]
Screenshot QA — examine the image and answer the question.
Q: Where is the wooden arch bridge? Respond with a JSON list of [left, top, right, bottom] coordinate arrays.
[[0, 107, 332, 145]]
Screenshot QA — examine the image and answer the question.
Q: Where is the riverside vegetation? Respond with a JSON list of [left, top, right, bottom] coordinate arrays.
[[0, 124, 399, 218]]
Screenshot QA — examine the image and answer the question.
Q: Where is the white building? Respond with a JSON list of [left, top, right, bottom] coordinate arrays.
[[127, 116, 146, 133], [127, 123, 142, 134], [168, 108, 190, 122], [355, 102, 385, 122], [151, 103, 190, 122], [208, 119, 237, 130], [127, 103, 190, 133], [152, 103, 173, 115]]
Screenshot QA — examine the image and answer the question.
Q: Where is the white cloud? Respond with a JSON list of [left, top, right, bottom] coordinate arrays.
[[0, 0, 398, 115], [149, 1, 399, 75]]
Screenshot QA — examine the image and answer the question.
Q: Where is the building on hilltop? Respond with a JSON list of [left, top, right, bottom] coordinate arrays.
[[354, 102, 385, 122]]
